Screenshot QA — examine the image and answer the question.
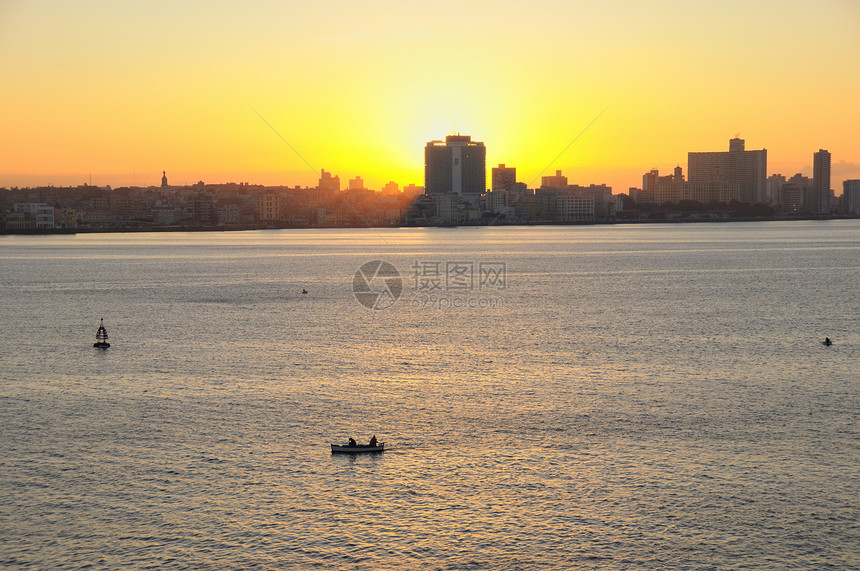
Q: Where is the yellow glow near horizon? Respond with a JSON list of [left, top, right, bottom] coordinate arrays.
[[2, 0, 860, 192]]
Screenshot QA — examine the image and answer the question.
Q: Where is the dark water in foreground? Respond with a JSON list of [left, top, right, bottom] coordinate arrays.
[[1, 221, 858, 569]]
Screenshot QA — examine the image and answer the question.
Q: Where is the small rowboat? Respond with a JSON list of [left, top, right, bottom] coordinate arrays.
[[331, 442, 385, 454]]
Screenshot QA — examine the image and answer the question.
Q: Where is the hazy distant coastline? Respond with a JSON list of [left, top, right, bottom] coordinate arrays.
[[2, 214, 854, 236]]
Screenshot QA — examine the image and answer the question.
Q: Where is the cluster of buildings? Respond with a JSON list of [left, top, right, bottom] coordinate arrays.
[[630, 138, 859, 215], [2, 135, 858, 232], [0, 171, 424, 231], [409, 134, 618, 225]]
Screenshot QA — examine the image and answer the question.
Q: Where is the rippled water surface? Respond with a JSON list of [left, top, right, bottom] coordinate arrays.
[[1, 221, 859, 569]]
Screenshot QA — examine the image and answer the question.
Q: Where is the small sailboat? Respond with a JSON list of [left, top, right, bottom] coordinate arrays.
[[93, 318, 110, 348]]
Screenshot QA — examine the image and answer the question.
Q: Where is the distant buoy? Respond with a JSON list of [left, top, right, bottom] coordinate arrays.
[[93, 318, 110, 348], [302, 289, 308, 294], [823, 337, 832, 346]]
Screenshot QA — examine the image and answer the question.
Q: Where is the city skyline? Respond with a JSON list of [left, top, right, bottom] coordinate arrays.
[[2, 1, 859, 192], [3, 137, 851, 202]]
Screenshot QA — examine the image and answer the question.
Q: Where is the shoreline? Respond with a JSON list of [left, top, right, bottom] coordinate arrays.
[[1, 215, 856, 236]]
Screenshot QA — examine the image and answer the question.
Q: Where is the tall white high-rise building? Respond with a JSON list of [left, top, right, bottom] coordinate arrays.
[[424, 135, 486, 200]]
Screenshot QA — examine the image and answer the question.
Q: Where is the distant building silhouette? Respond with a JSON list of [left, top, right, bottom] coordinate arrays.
[[766, 174, 786, 206], [318, 169, 340, 193], [843, 180, 860, 215], [641, 169, 660, 194], [781, 173, 814, 214], [541, 170, 567, 190], [492, 164, 517, 191], [12, 202, 55, 229], [688, 138, 767, 204], [349, 176, 365, 190], [634, 166, 738, 205], [161, 171, 168, 188], [813, 149, 831, 213], [424, 135, 486, 201]]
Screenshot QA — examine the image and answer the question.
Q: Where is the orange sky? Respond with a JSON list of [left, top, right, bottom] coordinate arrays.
[[2, 0, 859, 193]]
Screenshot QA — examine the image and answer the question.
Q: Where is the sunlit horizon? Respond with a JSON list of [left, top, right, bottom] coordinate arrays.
[[2, 0, 859, 193]]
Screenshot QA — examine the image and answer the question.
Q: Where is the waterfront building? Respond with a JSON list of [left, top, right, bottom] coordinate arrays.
[[484, 190, 507, 212], [570, 184, 616, 222], [435, 193, 459, 224], [688, 138, 767, 204], [13, 203, 55, 229], [779, 174, 814, 214], [258, 192, 280, 222], [556, 195, 595, 223], [184, 192, 216, 226], [843, 180, 860, 215], [483, 190, 520, 219], [638, 167, 738, 205], [813, 149, 831, 213], [58, 208, 78, 229], [216, 203, 242, 226], [424, 135, 486, 201]]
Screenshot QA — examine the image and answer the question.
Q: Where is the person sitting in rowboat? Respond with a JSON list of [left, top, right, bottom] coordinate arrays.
[[348, 437, 357, 446], [369, 435, 377, 446]]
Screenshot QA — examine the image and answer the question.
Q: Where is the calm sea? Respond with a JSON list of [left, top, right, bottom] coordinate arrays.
[[1, 221, 858, 569]]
